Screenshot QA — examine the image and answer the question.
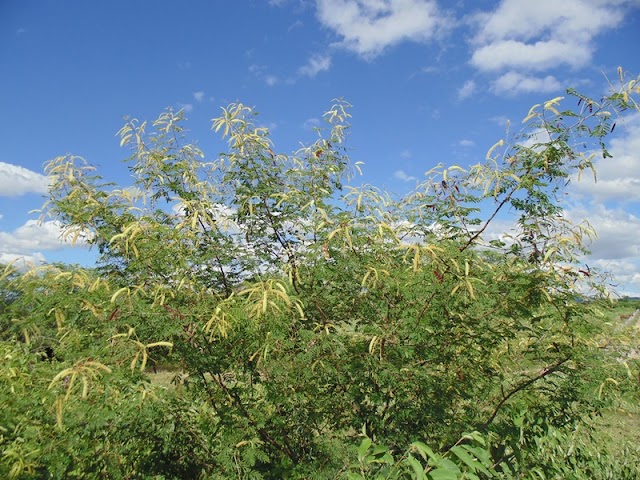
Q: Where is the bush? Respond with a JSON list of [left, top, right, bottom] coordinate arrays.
[[2, 70, 640, 478]]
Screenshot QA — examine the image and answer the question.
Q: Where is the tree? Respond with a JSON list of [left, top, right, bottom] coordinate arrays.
[[1, 69, 639, 479]]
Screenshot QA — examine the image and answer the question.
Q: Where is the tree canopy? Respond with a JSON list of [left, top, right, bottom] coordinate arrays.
[[1, 70, 640, 479]]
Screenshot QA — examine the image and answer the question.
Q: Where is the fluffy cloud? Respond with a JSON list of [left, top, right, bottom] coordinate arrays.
[[471, 0, 626, 70], [589, 258, 640, 297], [473, 0, 626, 45], [0, 220, 67, 254], [480, 206, 640, 296], [563, 203, 640, 296], [0, 252, 46, 268], [265, 75, 279, 86], [469, 0, 637, 95], [298, 53, 332, 77], [570, 113, 640, 202], [566, 204, 640, 260], [0, 162, 49, 197], [303, 117, 322, 130], [249, 64, 281, 86], [472, 40, 591, 73], [316, 0, 449, 58], [393, 170, 417, 182], [490, 72, 562, 96], [0, 219, 90, 266], [457, 79, 476, 100], [193, 91, 205, 102]]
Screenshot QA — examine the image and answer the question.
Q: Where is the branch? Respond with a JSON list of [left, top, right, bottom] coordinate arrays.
[[460, 186, 515, 253], [199, 336, 300, 463], [481, 356, 571, 428]]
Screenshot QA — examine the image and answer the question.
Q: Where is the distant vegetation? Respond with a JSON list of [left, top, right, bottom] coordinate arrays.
[[1, 70, 640, 479]]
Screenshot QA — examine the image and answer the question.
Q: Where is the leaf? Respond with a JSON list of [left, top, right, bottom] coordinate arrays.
[[411, 441, 438, 462], [428, 467, 459, 480], [130, 352, 140, 372], [83, 361, 112, 373], [486, 139, 504, 160], [346, 474, 366, 480], [368, 336, 379, 355], [465, 279, 476, 300], [55, 396, 64, 429], [450, 446, 482, 473], [81, 376, 89, 398], [406, 455, 427, 479], [358, 437, 372, 462], [146, 341, 174, 349], [110, 287, 129, 303], [49, 368, 74, 389], [460, 446, 492, 473]]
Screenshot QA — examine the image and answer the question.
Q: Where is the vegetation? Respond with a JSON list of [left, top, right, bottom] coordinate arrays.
[[1, 69, 640, 479]]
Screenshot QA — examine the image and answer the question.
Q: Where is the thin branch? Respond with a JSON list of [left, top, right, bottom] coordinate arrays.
[[481, 356, 571, 428]]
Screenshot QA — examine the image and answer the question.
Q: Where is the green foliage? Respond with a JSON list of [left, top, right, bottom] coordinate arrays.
[[1, 71, 640, 478]]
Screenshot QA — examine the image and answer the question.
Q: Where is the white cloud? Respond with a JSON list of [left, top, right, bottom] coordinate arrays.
[[400, 149, 412, 159], [259, 121, 279, 132], [288, 20, 304, 31], [393, 170, 417, 182], [0, 162, 49, 197], [303, 118, 322, 130], [490, 72, 562, 96], [298, 53, 332, 77], [472, 40, 591, 73], [457, 79, 476, 100], [178, 103, 193, 113], [459, 139, 475, 147], [589, 258, 640, 298], [473, 0, 627, 45], [515, 127, 552, 150], [0, 220, 67, 253], [561, 204, 640, 296], [489, 115, 510, 127], [468, 0, 639, 97], [421, 66, 440, 74], [0, 219, 91, 267], [470, 0, 628, 73], [265, 75, 279, 86], [478, 217, 519, 246], [193, 91, 205, 102], [570, 113, 640, 202], [0, 252, 46, 268], [316, 0, 449, 58], [573, 177, 640, 202], [567, 205, 640, 260], [480, 207, 640, 296], [249, 64, 281, 86]]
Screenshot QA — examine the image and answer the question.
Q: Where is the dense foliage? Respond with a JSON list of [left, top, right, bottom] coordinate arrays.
[[2, 70, 640, 478]]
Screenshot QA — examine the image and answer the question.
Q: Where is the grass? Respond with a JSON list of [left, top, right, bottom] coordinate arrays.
[[599, 408, 640, 449], [147, 369, 179, 388]]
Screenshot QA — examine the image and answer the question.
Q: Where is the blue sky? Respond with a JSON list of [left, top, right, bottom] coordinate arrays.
[[1, 0, 640, 295]]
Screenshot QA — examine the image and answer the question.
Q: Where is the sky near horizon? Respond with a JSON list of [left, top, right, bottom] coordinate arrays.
[[1, 0, 639, 296]]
